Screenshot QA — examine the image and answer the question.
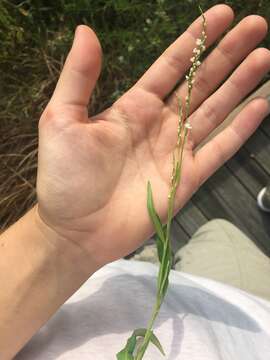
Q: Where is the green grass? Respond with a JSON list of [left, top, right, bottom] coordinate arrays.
[[0, 0, 269, 229]]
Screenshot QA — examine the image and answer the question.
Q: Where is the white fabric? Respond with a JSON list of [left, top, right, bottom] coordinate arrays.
[[16, 259, 270, 360]]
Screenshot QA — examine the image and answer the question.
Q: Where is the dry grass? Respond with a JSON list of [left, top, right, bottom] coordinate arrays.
[[0, 48, 62, 230], [0, 132, 38, 230]]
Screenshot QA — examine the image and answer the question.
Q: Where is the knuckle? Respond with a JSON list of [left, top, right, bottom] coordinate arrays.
[[200, 100, 218, 126], [39, 106, 57, 127], [163, 50, 185, 74], [217, 45, 235, 68], [39, 105, 67, 131], [193, 70, 211, 95], [213, 139, 227, 165]]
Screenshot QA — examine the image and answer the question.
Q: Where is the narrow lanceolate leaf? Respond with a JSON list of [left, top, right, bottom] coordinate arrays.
[[157, 241, 172, 288], [154, 233, 164, 264], [117, 330, 137, 359], [116, 350, 134, 360], [134, 329, 166, 356], [147, 181, 165, 243], [160, 257, 172, 298], [149, 331, 165, 356], [155, 224, 166, 263], [117, 328, 165, 359]]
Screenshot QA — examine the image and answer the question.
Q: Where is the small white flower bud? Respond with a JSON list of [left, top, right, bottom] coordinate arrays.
[[128, 45, 134, 52], [190, 57, 195, 63], [118, 55, 124, 63], [196, 39, 202, 46], [185, 122, 192, 130], [196, 60, 201, 66]]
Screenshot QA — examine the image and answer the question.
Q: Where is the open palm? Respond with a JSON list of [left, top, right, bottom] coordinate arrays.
[[37, 5, 270, 267]]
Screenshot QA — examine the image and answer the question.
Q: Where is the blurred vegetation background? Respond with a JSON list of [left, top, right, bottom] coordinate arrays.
[[0, 0, 269, 229]]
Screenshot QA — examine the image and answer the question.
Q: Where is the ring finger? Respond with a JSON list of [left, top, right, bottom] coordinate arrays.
[[189, 47, 270, 148], [167, 15, 268, 115]]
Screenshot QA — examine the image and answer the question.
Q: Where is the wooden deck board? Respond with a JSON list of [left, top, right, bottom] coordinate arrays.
[[172, 82, 270, 255], [170, 219, 190, 253], [226, 147, 269, 197], [175, 200, 208, 238], [140, 82, 270, 257], [244, 129, 270, 175], [260, 114, 270, 138], [183, 156, 270, 255], [173, 137, 270, 257]]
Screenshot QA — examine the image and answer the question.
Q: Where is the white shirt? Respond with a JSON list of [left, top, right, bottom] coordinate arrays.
[[16, 260, 270, 359]]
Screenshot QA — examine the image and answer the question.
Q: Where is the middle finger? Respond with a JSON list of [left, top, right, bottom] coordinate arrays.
[[167, 15, 268, 114]]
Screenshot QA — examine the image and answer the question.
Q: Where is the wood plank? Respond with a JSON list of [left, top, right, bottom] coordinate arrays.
[[175, 200, 208, 237], [244, 128, 270, 175], [193, 180, 236, 222], [226, 147, 270, 197], [193, 166, 270, 255], [170, 219, 190, 253], [128, 81, 270, 260], [260, 114, 270, 138]]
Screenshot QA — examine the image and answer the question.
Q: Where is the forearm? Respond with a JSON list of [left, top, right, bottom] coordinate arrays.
[[0, 205, 98, 360]]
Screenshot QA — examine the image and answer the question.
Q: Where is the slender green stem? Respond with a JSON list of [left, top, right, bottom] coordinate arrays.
[[117, 7, 207, 359], [135, 299, 161, 360], [136, 187, 177, 359]]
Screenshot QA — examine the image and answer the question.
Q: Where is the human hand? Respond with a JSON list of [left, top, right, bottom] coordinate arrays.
[[37, 4, 270, 269]]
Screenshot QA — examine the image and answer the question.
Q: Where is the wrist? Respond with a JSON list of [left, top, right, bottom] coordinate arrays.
[[33, 204, 101, 279], [0, 205, 100, 359]]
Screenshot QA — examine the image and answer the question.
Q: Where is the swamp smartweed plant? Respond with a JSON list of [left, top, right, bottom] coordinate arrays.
[[117, 7, 207, 360]]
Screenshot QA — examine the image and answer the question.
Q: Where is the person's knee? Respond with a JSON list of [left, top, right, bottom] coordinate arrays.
[[193, 219, 255, 250], [175, 220, 232, 259], [193, 219, 234, 238]]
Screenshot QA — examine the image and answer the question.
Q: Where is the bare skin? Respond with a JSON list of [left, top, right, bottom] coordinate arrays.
[[37, 5, 270, 265], [0, 4, 270, 359]]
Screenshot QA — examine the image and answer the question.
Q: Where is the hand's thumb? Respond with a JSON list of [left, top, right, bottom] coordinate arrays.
[[50, 25, 102, 110]]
